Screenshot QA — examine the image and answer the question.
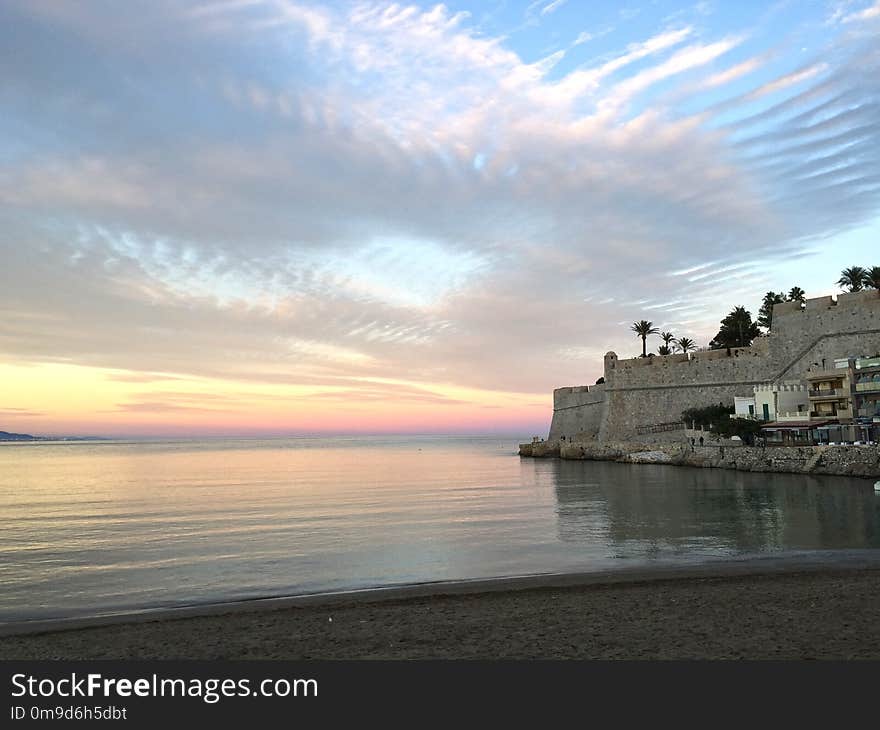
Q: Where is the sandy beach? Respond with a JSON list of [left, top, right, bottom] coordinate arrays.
[[3, 556, 880, 660]]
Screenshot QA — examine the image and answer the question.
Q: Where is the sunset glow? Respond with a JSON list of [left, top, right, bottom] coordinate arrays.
[[0, 363, 545, 436], [2, 1, 879, 436]]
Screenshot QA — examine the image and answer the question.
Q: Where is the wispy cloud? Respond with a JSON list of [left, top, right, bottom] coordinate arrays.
[[843, 1, 880, 23], [0, 408, 44, 417], [541, 0, 568, 16], [742, 62, 829, 101], [698, 57, 765, 90], [111, 401, 231, 414], [299, 385, 469, 406], [599, 35, 745, 113], [1, 0, 879, 433], [105, 372, 185, 383]]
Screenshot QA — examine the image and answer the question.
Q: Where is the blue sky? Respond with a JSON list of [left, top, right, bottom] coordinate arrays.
[[0, 0, 879, 434]]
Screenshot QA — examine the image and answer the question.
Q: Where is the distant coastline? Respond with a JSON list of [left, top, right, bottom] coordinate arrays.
[[0, 430, 104, 442], [0, 430, 42, 442]]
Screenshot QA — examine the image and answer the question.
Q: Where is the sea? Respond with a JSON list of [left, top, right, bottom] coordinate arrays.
[[1, 435, 878, 623]]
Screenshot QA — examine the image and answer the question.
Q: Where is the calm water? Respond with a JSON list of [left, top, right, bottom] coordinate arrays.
[[1, 436, 879, 622]]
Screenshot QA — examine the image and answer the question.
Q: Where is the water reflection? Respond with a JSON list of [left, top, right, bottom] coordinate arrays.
[[548, 459, 880, 554], [2, 439, 879, 622]]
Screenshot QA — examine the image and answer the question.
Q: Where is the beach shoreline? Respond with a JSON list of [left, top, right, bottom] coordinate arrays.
[[4, 551, 880, 659]]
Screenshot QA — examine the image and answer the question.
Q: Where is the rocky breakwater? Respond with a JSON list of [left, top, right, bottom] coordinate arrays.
[[519, 440, 880, 478], [518, 441, 560, 458]]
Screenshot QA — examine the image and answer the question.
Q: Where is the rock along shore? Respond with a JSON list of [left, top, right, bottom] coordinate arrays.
[[518, 440, 880, 478]]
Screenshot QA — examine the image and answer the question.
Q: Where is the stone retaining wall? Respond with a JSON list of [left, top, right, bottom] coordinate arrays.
[[519, 440, 880, 478]]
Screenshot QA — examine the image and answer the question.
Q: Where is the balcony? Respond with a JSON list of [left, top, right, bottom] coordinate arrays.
[[855, 357, 880, 370], [775, 411, 850, 423], [807, 408, 853, 420], [808, 388, 847, 399], [855, 381, 880, 392], [805, 368, 849, 381], [775, 411, 814, 423]]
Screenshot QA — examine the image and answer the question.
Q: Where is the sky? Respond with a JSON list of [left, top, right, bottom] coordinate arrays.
[[1, 0, 879, 437]]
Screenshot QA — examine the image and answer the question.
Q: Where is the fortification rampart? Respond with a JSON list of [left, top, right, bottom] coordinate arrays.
[[548, 384, 606, 441], [548, 290, 880, 442], [606, 340, 771, 389]]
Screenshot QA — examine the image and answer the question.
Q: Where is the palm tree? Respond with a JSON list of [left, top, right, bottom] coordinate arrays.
[[660, 331, 675, 351], [838, 266, 866, 292], [657, 345, 672, 356], [676, 337, 696, 354], [787, 286, 805, 302], [631, 320, 659, 357], [863, 266, 880, 290]]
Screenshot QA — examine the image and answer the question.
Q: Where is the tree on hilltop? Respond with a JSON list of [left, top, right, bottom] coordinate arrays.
[[660, 331, 676, 351], [631, 320, 659, 358], [863, 267, 880, 290], [709, 306, 760, 349], [838, 266, 866, 292]]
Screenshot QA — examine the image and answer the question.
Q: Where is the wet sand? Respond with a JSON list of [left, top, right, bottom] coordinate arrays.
[[3, 556, 880, 659]]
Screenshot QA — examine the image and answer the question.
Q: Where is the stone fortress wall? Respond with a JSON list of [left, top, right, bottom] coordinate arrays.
[[548, 290, 880, 443], [548, 384, 606, 441]]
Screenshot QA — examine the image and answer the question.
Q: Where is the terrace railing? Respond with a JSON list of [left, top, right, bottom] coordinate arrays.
[[808, 388, 847, 398]]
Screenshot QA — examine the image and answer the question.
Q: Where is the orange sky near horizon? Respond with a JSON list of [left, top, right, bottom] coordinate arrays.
[[0, 363, 551, 437]]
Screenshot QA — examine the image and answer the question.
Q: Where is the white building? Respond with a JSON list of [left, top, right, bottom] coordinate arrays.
[[734, 382, 810, 422], [755, 382, 810, 422], [734, 396, 757, 419]]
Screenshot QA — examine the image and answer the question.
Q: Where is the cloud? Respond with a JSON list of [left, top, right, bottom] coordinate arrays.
[[111, 401, 230, 414], [541, 0, 568, 16], [742, 62, 829, 102], [523, 26, 694, 109], [698, 57, 765, 90], [843, 1, 880, 23], [299, 385, 470, 406], [105, 372, 185, 383], [0, 408, 45, 417], [599, 35, 744, 113], [0, 0, 879, 422]]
